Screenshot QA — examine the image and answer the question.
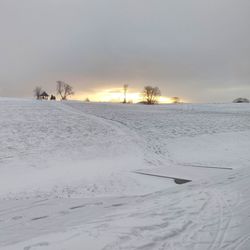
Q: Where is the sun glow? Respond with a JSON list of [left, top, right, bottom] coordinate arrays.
[[95, 90, 144, 103], [73, 88, 175, 104], [158, 96, 173, 104]]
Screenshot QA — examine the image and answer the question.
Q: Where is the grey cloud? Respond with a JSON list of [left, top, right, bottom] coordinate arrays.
[[0, 0, 250, 102]]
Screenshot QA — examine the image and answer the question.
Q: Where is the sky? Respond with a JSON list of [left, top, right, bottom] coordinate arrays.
[[0, 0, 250, 103]]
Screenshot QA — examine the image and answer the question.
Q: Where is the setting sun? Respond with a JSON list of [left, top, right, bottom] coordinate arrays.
[[73, 88, 175, 104]]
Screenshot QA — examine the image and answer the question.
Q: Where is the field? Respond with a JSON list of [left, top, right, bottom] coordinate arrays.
[[1, 99, 250, 250]]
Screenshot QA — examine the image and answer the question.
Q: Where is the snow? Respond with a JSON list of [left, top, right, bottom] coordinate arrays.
[[1, 99, 250, 249]]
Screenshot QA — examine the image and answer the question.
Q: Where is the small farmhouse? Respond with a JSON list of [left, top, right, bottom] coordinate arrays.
[[39, 91, 49, 100]]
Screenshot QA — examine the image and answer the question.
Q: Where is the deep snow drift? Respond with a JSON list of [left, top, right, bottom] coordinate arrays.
[[1, 99, 250, 249]]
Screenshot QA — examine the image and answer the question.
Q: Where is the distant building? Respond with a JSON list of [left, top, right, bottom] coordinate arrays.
[[233, 98, 250, 103], [39, 91, 49, 100]]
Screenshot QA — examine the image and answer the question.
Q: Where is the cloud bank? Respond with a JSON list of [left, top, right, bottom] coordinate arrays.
[[0, 0, 250, 102]]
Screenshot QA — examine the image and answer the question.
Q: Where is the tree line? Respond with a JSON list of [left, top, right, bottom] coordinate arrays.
[[34, 82, 180, 104]]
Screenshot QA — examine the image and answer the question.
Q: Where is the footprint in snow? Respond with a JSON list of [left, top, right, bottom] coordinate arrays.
[[31, 216, 48, 221], [70, 205, 86, 210], [70, 202, 103, 210], [111, 203, 124, 207]]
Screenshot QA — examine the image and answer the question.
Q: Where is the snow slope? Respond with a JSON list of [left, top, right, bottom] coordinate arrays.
[[0, 99, 170, 199], [1, 99, 250, 249]]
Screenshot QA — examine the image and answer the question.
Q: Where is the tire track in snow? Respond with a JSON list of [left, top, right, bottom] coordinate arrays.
[[58, 102, 144, 160], [206, 190, 225, 250], [234, 235, 250, 250], [63, 102, 173, 168], [217, 193, 234, 249]]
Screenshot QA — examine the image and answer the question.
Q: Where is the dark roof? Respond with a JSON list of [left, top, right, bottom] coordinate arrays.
[[40, 91, 49, 97], [233, 98, 249, 103]]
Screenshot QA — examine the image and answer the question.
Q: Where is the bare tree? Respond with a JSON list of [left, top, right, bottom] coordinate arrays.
[[56, 81, 74, 100], [33, 86, 43, 100], [123, 84, 128, 103], [142, 86, 161, 104]]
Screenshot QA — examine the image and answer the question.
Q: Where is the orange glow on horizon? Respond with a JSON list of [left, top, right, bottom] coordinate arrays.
[[72, 88, 179, 104]]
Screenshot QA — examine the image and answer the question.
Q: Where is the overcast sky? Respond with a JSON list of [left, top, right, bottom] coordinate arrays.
[[0, 0, 250, 102]]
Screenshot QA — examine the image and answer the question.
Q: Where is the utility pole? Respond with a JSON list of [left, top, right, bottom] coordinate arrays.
[[123, 84, 128, 103]]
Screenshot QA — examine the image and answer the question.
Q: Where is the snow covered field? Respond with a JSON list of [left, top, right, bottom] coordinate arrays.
[[1, 99, 250, 249]]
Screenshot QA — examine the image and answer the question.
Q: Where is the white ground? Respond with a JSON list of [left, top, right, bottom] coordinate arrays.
[[1, 99, 250, 249]]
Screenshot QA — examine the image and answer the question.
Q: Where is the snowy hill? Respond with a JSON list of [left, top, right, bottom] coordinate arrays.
[[1, 99, 250, 249]]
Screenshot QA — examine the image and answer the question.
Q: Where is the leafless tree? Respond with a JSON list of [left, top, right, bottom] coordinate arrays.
[[142, 86, 161, 104], [56, 81, 74, 100], [33, 86, 43, 100], [123, 84, 128, 103]]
